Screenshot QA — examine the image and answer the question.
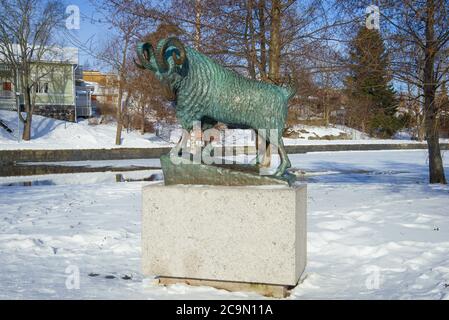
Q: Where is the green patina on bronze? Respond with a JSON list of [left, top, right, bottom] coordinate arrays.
[[160, 154, 295, 186], [136, 37, 296, 184]]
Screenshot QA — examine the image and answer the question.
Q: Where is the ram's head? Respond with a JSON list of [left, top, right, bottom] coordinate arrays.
[[135, 37, 186, 94]]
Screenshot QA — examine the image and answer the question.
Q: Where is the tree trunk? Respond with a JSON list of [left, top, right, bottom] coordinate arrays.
[[22, 114, 32, 140], [258, 0, 267, 80], [115, 87, 123, 145], [141, 103, 145, 135], [194, 0, 202, 50], [425, 110, 445, 184], [324, 104, 330, 126], [424, 91, 446, 183], [423, 0, 446, 184], [115, 37, 130, 146], [323, 88, 330, 126], [268, 0, 281, 83], [21, 74, 32, 141], [417, 112, 425, 141], [245, 0, 257, 79]]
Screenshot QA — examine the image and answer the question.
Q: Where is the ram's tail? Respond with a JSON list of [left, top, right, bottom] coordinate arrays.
[[280, 85, 296, 101], [279, 74, 297, 101]]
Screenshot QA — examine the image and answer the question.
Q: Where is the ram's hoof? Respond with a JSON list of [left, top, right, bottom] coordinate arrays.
[[274, 170, 285, 177]]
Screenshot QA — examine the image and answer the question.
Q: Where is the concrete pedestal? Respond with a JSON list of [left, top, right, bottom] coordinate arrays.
[[142, 183, 307, 296]]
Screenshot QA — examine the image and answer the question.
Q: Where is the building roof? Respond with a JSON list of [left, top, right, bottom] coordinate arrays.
[[0, 44, 78, 64]]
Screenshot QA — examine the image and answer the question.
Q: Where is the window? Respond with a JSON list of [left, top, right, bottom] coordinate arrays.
[[3, 82, 12, 91], [35, 82, 49, 93]]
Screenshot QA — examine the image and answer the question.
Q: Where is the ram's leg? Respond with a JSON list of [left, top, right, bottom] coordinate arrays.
[[284, 139, 291, 169], [201, 118, 217, 149], [170, 129, 190, 157], [285, 146, 292, 169], [255, 132, 263, 165], [255, 133, 261, 165], [274, 138, 291, 176], [261, 142, 272, 167], [255, 130, 272, 167]]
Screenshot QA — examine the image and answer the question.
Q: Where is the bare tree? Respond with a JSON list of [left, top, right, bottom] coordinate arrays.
[[127, 62, 171, 134], [94, 2, 147, 145], [106, 0, 331, 78], [405, 84, 426, 141], [126, 25, 180, 134], [194, 0, 203, 50], [268, 0, 282, 82], [0, 0, 65, 140], [104, 0, 358, 134], [383, 0, 449, 184], [337, 0, 448, 184]]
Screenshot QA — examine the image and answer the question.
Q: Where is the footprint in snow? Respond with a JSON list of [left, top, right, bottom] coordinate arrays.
[[88, 272, 132, 280]]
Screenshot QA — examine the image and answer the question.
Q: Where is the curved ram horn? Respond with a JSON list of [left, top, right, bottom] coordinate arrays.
[[136, 42, 157, 72], [155, 37, 186, 73], [134, 58, 145, 69]]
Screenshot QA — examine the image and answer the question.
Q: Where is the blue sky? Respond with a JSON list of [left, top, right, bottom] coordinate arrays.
[[62, 0, 111, 68], [60, 1, 406, 92]]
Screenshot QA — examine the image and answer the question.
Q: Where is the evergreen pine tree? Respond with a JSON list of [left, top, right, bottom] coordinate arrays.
[[346, 26, 398, 137]]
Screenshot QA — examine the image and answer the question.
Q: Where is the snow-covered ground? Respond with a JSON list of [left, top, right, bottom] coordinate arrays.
[[2, 110, 444, 151], [285, 123, 370, 140], [1, 150, 448, 299], [0, 110, 168, 150]]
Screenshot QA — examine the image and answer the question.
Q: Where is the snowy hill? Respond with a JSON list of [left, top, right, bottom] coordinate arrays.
[[284, 124, 370, 140], [0, 110, 169, 150], [0, 110, 437, 151]]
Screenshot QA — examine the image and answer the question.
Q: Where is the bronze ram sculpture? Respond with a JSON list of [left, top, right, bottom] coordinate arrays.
[[135, 37, 295, 176]]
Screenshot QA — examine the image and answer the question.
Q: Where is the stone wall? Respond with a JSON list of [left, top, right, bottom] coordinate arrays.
[[20, 105, 75, 122], [1, 143, 448, 164]]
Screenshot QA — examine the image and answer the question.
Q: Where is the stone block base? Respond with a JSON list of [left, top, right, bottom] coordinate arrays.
[[142, 183, 307, 297], [157, 277, 292, 298]]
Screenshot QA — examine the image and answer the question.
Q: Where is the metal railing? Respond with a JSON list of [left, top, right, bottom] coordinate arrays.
[[76, 106, 93, 117]]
